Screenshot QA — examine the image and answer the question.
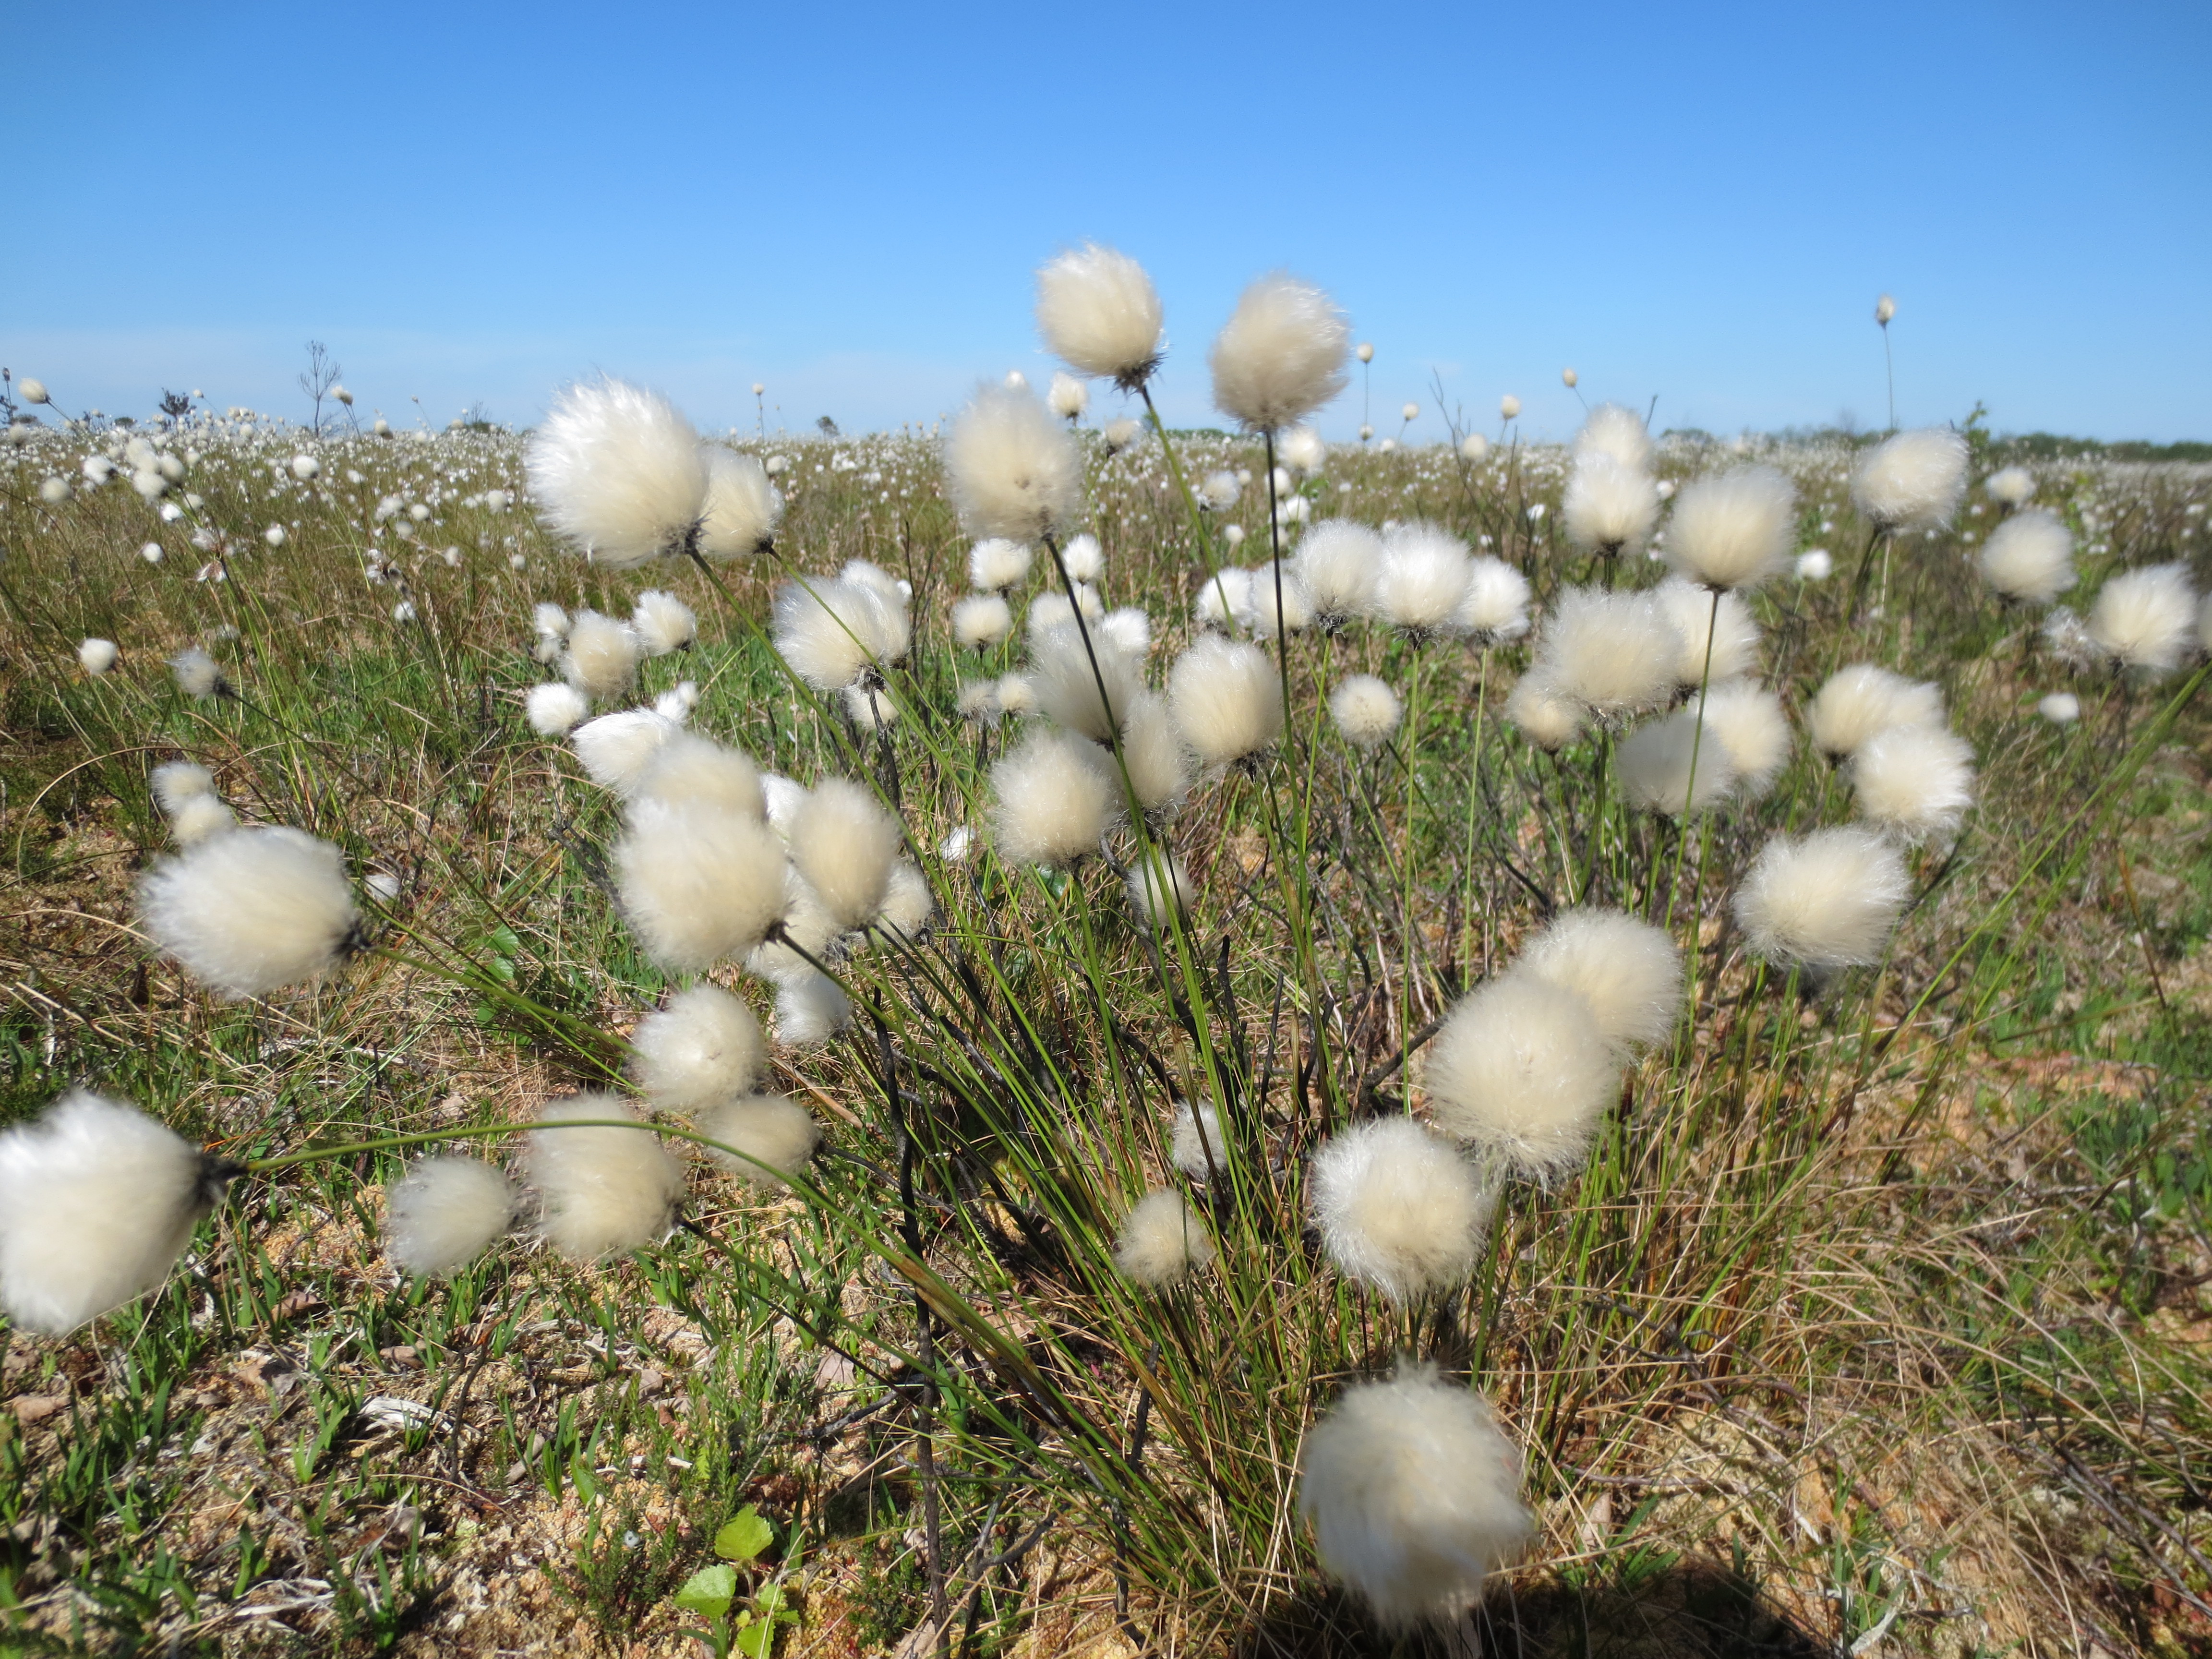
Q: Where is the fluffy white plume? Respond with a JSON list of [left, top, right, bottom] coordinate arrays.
[[1199, 469, 1241, 512], [1047, 371, 1088, 421], [694, 1094, 821, 1188], [995, 673, 1038, 719], [943, 381, 1084, 543], [1295, 519, 1382, 625], [1114, 1189, 1214, 1289], [1330, 674, 1403, 749], [614, 799, 787, 970], [774, 972, 852, 1046], [78, 637, 118, 675], [2087, 563, 2198, 673], [1978, 509, 2074, 604], [1617, 708, 1735, 816], [1654, 577, 1761, 685], [1852, 723, 1976, 842], [951, 594, 1014, 650], [877, 860, 934, 940], [526, 378, 707, 567], [792, 778, 902, 930], [990, 728, 1121, 866], [571, 709, 681, 794], [152, 760, 217, 815], [772, 574, 910, 692], [631, 589, 697, 656], [1563, 454, 1660, 555], [170, 648, 226, 700], [1026, 585, 1103, 641], [630, 984, 763, 1112], [1035, 242, 1164, 388], [526, 681, 590, 736], [1030, 622, 1143, 741], [1103, 417, 1141, 452], [1734, 827, 1911, 969], [1807, 665, 1944, 759], [1532, 588, 1681, 717], [1279, 425, 1327, 473], [697, 445, 783, 559], [1209, 272, 1352, 431], [1125, 851, 1194, 932], [1244, 561, 1315, 637], [1060, 532, 1105, 582], [1663, 464, 1795, 589], [634, 733, 765, 817], [140, 826, 359, 998], [0, 1091, 218, 1334], [384, 1157, 514, 1277], [1372, 524, 1471, 635], [169, 794, 236, 845], [2040, 691, 2081, 724], [1984, 466, 2036, 507], [970, 537, 1032, 591], [1167, 635, 1285, 768], [1457, 557, 1532, 643], [1515, 910, 1684, 1056], [523, 1094, 684, 1260], [1698, 681, 1793, 798], [1171, 1101, 1226, 1181], [1851, 428, 1969, 531], [1121, 691, 1194, 815], [1194, 566, 1253, 631], [562, 609, 643, 701], [1299, 1368, 1531, 1630], [1099, 606, 1152, 657], [1505, 673, 1585, 751], [1573, 404, 1653, 472], [1425, 977, 1618, 1180], [1310, 1118, 1492, 1303]]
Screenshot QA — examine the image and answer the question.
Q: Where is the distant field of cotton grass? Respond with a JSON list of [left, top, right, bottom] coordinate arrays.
[[0, 260, 2210, 1659]]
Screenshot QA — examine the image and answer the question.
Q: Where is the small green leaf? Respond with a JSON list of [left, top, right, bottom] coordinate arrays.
[[674, 1563, 736, 1617], [489, 956, 516, 983], [488, 925, 521, 955], [733, 1613, 781, 1659], [714, 1505, 774, 1563]]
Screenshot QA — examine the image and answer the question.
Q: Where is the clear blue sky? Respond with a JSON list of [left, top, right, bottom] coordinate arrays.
[[7, 1, 2207, 443]]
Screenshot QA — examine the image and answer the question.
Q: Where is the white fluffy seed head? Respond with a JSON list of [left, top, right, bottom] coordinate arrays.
[[523, 1094, 684, 1260], [384, 1157, 514, 1277], [995, 673, 1038, 719], [2040, 691, 2081, 723], [969, 538, 1032, 591], [1027, 585, 1103, 641], [1984, 466, 2036, 507], [792, 778, 902, 930], [140, 826, 359, 998], [1563, 454, 1660, 556], [570, 708, 680, 793], [1295, 519, 1383, 625], [952, 594, 1014, 649], [1733, 826, 1911, 969], [774, 972, 852, 1046], [1309, 1118, 1492, 1304], [152, 760, 216, 814], [1457, 557, 1532, 643], [1663, 463, 1796, 589], [1239, 561, 1310, 637], [877, 860, 934, 941], [1209, 272, 1352, 432], [1698, 681, 1793, 799], [694, 1094, 820, 1188], [1372, 524, 1471, 634], [526, 378, 707, 567], [772, 575, 910, 692], [1035, 242, 1165, 388], [1851, 428, 1969, 531], [1167, 634, 1285, 768], [170, 647, 225, 700], [1852, 723, 1976, 842], [1171, 1101, 1226, 1181], [0, 1090, 216, 1334], [1199, 469, 1241, 512], [1194, 566, 1253, 630], [1060, 531, 1104, 582], [1573, 404, 1653, 472], [990, 728, 1121, 866], [631, 589, 697, 656], [1654, 577, 1761, 685], [1280, 425, 1327, 473], [1978, 509, 2074, 604], [1115, 1189, 1214, 1289], [1425, 977, 1619, 1181], [1505, 673, 1586, 751], [1299, 1368, 1530, 1630], [1516, 910, 1683, 1056], [943, 381, 1084, 543], [1807, 665, 1944, 759], [526, 681, 590, 736], [1099, 606, 1152, 657], [614, 799, 788, 971], [1533, 588, 1681, 717], [78, 637, 118, 675], [1125, 851, 1194, 932], [1617, 708, 1736, 816], [630, 984, 763, 1112], [633, 733, 765, 818], [1121, 691, 1194, 815], [1330, 674, 1403, 749], [2087, 563, 2198, 673], [562, 610, 643, 701], [1030, 622, 1143, 741], [169, 794, 236, 845], [1047, 371, 1088, 421], [697, 445, 783, 559]]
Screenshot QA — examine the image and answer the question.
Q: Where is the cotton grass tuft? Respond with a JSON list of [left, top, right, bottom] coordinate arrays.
[[1733, 827, 1911, 969], [1035, 242, 1164, 389], [1663, 464, 1795, 589], [630, 984, 763, 1113], [613, 800, 787, 971], [1209, 273, 1351, 432], [2086, 563, 2197, 674], [1426, 977, 1618, 1180], [694, 1095, 820, 1188], [1851, 428, 1969, 531], [1330, 675, 1403, 749], [1979, 509, 2074, 604], [943, 382, 1084, 543], [1516, 909, 1684, 1056], [990, 729, 1121, 866], [1309, 1119, 1492, 1304], [384, 1158, 515, 1277], [1167, 635, 1284, 768], [526, 378, 707, 566], [140, 826, 360, 998], [1114, 1190, 1214, 1289], [523, 1095, 684, 1260]]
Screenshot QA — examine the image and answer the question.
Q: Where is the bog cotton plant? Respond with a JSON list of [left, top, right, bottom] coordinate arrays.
[[527, 378, 708, 565]]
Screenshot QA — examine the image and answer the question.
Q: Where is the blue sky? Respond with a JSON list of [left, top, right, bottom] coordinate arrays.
[[6, 1, 2207, 442]]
